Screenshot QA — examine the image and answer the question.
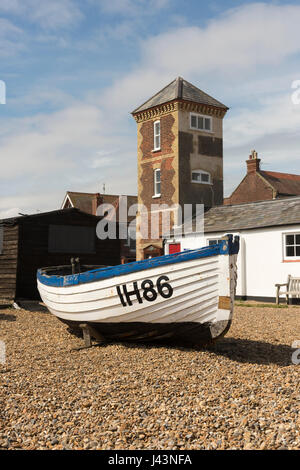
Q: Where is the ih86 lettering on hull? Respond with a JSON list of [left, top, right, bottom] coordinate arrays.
[[116, 276, 174, 307]]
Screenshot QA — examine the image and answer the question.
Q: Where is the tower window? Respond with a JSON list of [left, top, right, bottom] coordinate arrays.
[[154, 168, 161, 196], [191, 170, 212, 185], [190, 113, 212, 132], [153, 120, 161, 151]]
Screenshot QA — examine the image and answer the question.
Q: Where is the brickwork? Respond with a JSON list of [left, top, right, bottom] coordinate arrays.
[[140, 114, 175, 160], [224, 172, 274, 205], [133, 80, 227, 260], [136, 110, 178, 260]]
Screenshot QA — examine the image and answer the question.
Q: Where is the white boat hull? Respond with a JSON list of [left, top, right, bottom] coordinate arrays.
[[37, 236, 239, 345]]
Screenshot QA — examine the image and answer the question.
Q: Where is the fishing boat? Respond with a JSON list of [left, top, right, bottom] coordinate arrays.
[[37, 234, 239, 346]]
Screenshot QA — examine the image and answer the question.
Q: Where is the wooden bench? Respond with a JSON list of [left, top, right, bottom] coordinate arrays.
[[275, 275, 300, 304]]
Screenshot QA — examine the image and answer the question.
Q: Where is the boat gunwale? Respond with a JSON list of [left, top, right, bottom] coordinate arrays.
[[37, 235, 239, 288]]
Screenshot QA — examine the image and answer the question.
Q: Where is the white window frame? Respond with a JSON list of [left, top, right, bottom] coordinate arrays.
[[191, 169, 212, 185], [190, 113, 212, 132], [153, 168, 161, 198], [153, 120, 161, 151], [283, 232, 300, 261]]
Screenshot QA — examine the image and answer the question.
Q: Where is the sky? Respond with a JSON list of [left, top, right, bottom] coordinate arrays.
[[1, 0, 300, 218]]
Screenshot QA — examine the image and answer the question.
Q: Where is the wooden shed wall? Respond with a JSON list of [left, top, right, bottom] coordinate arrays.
[[0, 225, 19, 300], [16, 211, 121, 300]]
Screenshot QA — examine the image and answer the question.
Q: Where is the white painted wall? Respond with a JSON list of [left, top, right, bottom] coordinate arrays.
[[165, 225, 300, 300]]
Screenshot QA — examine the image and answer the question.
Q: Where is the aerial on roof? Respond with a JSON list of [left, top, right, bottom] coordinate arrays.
[[132, 77, 228, 114], [169, 196, 300, 236]]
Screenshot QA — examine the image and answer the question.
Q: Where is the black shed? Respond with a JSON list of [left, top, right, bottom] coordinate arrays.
[[0, 208, 121, 301]]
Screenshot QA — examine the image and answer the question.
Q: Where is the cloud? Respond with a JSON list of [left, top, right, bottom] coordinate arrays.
[[141, 3, 300, 75], [0, 99, 137, 215], [2, 2, 300, 214], [0, 18, 24, 57], [0, 104, 105, 179], [223, 91, 300, 195], [223, 126, 300, 197], [90, 149, 123, 169], [0, 207, 21, 219], [8, 87, 76, 111], [0, 191, 62, 219], [94, 0, 170, 16], [0, 0, 83, 29], [225, 93, 300, 149], [147, 4, 300, 73], [100, 3, 300, 114]]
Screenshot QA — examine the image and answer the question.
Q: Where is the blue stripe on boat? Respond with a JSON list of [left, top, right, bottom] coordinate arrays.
[[37, 235, 239, 288]]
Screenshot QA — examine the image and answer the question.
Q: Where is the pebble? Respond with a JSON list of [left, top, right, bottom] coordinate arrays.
[[0, 304, 300, 449]]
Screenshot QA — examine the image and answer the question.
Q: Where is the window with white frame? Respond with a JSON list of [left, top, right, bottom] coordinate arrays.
[[191, 170, 212, 184], [154, 168, 161, 197], [283, 233, 300, 259], [190, 113, 212, 132], [153, 120, 161, 150]]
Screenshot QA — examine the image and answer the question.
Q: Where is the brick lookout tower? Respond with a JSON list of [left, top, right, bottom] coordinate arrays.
[[132, 77, 228, 260]]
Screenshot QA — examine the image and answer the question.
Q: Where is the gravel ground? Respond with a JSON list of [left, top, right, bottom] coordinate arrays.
[[0, 303, 300, 450]]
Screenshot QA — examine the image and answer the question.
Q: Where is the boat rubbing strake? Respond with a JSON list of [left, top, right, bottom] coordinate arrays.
[[37, 235, 239, 346]]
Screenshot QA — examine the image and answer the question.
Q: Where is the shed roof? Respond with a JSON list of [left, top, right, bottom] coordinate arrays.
[[0, 208, 100, 227], [132, 77, 228, 114]]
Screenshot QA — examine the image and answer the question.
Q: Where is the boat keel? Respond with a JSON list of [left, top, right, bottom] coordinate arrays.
[[62, 319, 231, 348]]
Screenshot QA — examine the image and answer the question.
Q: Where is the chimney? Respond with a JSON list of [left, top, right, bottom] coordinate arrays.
[[246, 150, 261, 173]]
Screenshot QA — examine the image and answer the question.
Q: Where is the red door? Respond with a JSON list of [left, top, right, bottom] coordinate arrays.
[[169, 243, 181, 254]]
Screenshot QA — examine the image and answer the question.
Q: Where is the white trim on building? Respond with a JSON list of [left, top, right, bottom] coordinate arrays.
[[153, 120, 161, 151], [61, 193, 74, 209]]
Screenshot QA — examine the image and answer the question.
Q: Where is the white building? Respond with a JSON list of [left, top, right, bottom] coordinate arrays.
[[164, 196, 300, 302]]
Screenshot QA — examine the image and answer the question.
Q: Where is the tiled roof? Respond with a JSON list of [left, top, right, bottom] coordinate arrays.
[[260, 171, 300, 196], [170, 196, 300, 236], [64, 192, 99, 215], [204, 197, 300, 232], [132, 77, 228, 114], [64, 192, 137, 218]]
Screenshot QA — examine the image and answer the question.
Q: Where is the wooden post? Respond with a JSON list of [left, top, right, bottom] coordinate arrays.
[[79, 323, 92, 347], [79, 323, 106, 348], [75, 257, 81, 273], [71, 258, 75, 275], [88, 325, 106, 344], [287, 274, 291, 305]]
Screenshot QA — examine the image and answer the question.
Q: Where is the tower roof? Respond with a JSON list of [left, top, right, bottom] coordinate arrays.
[[132, 77, 228, 114]]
